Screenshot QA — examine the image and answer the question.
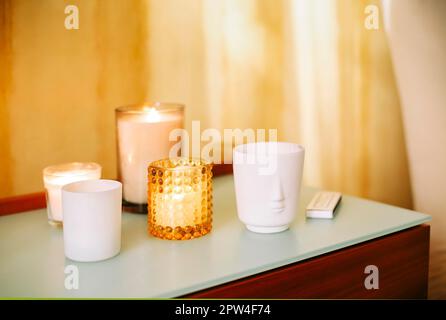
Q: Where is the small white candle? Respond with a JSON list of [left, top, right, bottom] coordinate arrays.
[[43, 162, 101, 225], [116, 103, 184, 209]]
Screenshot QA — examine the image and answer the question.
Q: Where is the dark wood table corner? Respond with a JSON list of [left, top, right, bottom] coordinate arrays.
[[184, 224, 430, 299]]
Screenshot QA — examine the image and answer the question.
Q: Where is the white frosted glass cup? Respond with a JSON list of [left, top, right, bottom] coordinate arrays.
[[62, 179, 122, 262], [233, 142, 305, 233]]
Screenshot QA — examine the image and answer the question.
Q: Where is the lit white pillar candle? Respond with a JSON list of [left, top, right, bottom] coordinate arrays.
[[43, 162, 101, 226], [116, 103, 184, 212]]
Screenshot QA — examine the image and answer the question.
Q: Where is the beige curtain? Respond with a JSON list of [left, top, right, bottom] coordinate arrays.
[[0, 0, 412, 208]]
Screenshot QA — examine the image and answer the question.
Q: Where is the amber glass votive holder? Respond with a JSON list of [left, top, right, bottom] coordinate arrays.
[[148, 158, 213, 240]]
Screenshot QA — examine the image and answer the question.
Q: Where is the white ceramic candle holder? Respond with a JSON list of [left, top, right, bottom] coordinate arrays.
[[233, 142, 305, 233], [43, 162, 101, 226], [62, 179, 122, 262]]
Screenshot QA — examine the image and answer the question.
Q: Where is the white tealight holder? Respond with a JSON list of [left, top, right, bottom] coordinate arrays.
[[233, 142, 305, 233], [43, 162, 101, 226], [62, 179, 122, 262]]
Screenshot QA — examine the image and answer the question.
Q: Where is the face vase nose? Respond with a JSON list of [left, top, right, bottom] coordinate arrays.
[[269, 177, 285, 213]]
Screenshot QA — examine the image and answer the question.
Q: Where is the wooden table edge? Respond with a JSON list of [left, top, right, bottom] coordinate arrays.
[[183, 224, 430, 299]]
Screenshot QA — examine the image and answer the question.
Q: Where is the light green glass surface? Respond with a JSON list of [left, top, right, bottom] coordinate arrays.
[[0, 175, 430, 298]]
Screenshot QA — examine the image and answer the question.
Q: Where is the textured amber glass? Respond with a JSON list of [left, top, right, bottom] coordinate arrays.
[[148, 158, 213, 240]]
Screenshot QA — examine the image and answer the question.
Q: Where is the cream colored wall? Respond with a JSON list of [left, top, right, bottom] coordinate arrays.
[[1, 0, 413, 210], [1, 0, 149, 196]]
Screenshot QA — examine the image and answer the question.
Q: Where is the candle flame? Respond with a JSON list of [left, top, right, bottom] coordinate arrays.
[[142, 106, 161, 122]]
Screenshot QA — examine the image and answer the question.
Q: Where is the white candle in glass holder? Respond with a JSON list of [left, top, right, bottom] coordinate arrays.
[[116, 103, 184, 212], [147, 158, 213, 240], [43, 162, 101, 226]]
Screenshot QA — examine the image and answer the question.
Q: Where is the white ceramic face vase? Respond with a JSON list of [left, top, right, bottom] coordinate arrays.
[[233, 142, 305, 233]]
